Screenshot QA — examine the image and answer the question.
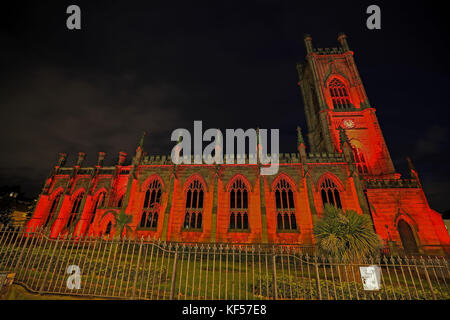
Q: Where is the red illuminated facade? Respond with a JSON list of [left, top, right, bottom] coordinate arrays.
[[26, 33, 450, 254]]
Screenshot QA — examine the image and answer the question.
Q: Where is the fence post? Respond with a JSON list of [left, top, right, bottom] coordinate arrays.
[[169, 244, 179, 300], [272, 246, 277, 300], [421, 257, 436, 300], [314, 255, 322, 300]]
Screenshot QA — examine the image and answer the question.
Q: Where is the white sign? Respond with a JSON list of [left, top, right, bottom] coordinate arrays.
[[359, 265, 381, 291]]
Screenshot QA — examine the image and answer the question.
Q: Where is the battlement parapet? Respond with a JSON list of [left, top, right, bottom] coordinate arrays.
[[306, 152, 345, 163], [98, 168, 116, 175], [141, 155, 172, 165], [365, 178, 420, 189], [313, 47, 345, 55], [55, 166, 127, 176], [140, 153, 302, 165]]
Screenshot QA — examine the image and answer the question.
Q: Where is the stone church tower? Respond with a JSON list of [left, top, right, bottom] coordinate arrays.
[[297, 33, 395, 178]]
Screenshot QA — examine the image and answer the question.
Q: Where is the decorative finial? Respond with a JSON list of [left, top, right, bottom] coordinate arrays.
[[406, 156, 419, 181], [338, 126, 350, 147], [297, 126, 304, 147], [97, 152, 106, 167], [406, 156, 415, 172], [303, 34, 313, 54], [57, 153, 67, 167], [337, 32, 349, 51], [118, 152, 127, 166], [76, 152, 86, 167], [138, 131, 146, 149]]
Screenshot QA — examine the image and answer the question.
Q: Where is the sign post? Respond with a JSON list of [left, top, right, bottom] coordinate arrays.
[[359, 265, 381, 291]]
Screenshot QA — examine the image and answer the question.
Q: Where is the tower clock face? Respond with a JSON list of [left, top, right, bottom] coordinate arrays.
[[343, 119, 355, 128]]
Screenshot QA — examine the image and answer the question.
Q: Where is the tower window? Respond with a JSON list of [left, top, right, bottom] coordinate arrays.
[[352, 147, 369, 175], [229, 178, 249, 231], [140, 179, 162, 229], [67, 192, 84, 228], [320, 178, 342, 209], [329, 78, 351, 110], [274, 178, 297, 231], [183, 179, 204, 230]]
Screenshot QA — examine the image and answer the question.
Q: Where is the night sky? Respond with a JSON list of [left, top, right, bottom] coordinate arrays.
[[1, 1, 449, 212]]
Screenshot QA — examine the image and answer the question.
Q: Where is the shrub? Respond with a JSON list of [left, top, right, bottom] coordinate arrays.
[[313, 204, 382, 261]]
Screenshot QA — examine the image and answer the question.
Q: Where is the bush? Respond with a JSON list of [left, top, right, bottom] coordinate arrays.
[[253, 274, 450, 300]]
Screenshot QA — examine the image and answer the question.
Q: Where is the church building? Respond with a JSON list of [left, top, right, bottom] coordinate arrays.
[[26, 33, 450, 255]]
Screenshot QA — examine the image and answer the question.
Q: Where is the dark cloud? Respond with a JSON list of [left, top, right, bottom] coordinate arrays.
[[415, 126, 448, 157], [0, 1, 449, 212], [0, 66, 184, 191]]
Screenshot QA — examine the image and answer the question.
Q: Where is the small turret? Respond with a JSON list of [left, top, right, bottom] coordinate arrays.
[[118, 151, 127, 166], [138, 131, 146, 150], [407, 156, 421, 185], [297, 126, 306, 161], [337, 32, 350, 51], [297, 126, 305, 147], [57, 153, 67, 167], [134, 131, 146, 165], [97, 152, 106, 167], [303, 34, 313, 54], [76, 152, 86, 167]]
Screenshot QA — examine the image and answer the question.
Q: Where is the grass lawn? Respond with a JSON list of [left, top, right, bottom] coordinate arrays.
[[5, 284, 104, 300]]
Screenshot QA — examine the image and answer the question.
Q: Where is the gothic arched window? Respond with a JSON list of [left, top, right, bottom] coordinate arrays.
[[139, 179, 162, 229], [67, 192, 84, 228], [274, 178, 297, 231], [320, 177, 342, 209], [229, 178, 249, 230], [352, 147, 369, 175], [116, 194, 124, 208], [44, 193, 61, 228], [105, 221, 112, 235], [329, 78, 351, 110], [183, 179, 204, 230], [89, 192, 105, 225]]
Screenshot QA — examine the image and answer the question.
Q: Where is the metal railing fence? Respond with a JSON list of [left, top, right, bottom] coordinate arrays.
[[0, 226, 449, 300]]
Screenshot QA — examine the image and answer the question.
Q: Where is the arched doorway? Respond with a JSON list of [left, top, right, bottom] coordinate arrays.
[[397, 220, 419, 254]]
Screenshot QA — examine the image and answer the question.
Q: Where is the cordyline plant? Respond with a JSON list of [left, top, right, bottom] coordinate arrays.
[[313, 204, 382, 262], [102, 210, 133, 240]]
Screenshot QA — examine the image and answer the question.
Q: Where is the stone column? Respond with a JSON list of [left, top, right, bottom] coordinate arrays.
[[305, 175, 318, 224], [210, 173, 219, 243], [259, 176, 268, 243], [161, 175, 176, 241]]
